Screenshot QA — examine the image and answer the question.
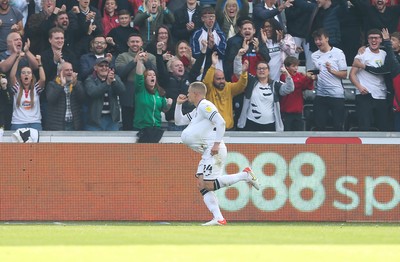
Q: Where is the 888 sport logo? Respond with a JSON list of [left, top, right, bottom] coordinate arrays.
[[216, 152, 400, 217]]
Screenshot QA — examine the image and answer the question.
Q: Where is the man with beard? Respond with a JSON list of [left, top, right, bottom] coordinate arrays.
[[0, 0, 24, 52], [45, 62, 86, 130], [223, 19, 270, 128], [115, 33, 156, 130], [224, 19, 270, 81], [349, 0, 400, 42], [53, 10, 79, 55], [203, 51, 248, 130], [80, 35, 114, 80]]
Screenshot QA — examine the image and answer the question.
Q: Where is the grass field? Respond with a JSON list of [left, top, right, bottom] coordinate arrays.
[[0, 222, 399, 262]]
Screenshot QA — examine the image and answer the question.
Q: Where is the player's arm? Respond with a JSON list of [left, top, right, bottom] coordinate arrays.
[[210, 110, 226, 155], [174, 94, 191, 126]]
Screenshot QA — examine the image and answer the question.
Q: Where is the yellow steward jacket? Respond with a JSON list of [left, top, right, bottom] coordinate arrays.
[[203, 66, 248, 129]]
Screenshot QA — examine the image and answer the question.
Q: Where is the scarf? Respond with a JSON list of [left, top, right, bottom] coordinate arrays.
[[55, 76, 73, 93]]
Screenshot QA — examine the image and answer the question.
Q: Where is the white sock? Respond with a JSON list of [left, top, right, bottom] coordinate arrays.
[[216, 172, 248, 188], [203, 191, 224, 221]]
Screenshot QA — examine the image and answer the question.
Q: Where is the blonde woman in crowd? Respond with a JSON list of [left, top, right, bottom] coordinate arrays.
[[175, 40, 196, 73], [215, 0, 249, 40]]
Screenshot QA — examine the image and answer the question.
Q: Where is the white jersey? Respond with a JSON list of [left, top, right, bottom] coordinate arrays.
[[247, 82, 275, 124], [266, 40, 282, 81], [11, 81, 43, 124], [175, 99, 226, 153], [354, 48, 387, 99], [311, 47, 347, 98]]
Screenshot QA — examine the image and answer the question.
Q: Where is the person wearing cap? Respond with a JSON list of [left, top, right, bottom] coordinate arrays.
[[45, 62, 86, 130], [84, 57, 125, 131], [80, 35, 114, 81]]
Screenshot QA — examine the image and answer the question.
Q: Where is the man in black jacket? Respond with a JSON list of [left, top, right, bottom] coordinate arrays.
[[45, 62, 85, 130], [172, 0, 203, 43]]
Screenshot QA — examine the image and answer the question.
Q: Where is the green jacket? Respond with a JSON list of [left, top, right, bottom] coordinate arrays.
[[133, 74, 167, 129]]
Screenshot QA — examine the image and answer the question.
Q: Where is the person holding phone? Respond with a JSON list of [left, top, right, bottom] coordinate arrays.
[[310, 28, 348, 131]]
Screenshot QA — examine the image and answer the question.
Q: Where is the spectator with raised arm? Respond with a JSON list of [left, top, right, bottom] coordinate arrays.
[[10, 53, 46, 130], [0, 32, 39, 76], [114, 32, 156, 130], [349, 0, 400, 43], [134, 50, 172, 142], [24, 0, 63, 55], [175, 40, 196, 73], [352, 28, 400, 131], [68, 0, 103, 57], [260, 18, 296, 81], [133, 0, 175, 48], [156, 40, 204, 131], [237, 60, 294, 131], [252, 0, 293, 34], [349, 29, 389, 131], [145, 24, 175, 59], [204, 51, 248, 130], [280, 56, 315, 131]]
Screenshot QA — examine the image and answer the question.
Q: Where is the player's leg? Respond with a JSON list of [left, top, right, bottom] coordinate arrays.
[[212, 143, 260, 190], [196, 149, 226, 226]]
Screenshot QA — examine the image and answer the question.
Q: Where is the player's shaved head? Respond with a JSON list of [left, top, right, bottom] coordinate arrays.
[[189, 81, 207, 96]]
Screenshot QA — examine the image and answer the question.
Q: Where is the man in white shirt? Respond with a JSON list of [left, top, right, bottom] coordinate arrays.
[[311, 28, 348, 131], [350, 28, 388, 131], [174, 81, 259, 226]]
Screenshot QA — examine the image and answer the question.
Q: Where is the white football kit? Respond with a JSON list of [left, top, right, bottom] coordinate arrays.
[[175, 99, 227, 180]]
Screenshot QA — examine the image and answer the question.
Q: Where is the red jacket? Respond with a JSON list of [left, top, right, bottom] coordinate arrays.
[[280, 72, 314, 114], [393, 74, 400, 112]]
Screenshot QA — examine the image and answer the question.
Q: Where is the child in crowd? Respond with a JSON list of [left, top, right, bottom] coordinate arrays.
[[101, 0, 120, 36], [280, 56, 315, 131]]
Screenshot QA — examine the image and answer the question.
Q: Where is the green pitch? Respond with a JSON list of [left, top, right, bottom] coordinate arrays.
[[0, 222, 399, 262]]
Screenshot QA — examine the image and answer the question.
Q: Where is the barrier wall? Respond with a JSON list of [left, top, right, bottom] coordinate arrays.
[[1, 142, 399, 222]]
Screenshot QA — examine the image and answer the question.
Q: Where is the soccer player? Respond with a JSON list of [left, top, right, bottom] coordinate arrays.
[[174, 81, 260, 226]]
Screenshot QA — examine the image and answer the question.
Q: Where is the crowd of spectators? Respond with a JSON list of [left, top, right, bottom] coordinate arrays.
[[0, 0, 400, 134]]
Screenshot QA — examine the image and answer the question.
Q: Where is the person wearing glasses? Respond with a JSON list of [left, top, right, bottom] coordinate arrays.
[[191, 6, 227, 80], [80, 35, 114, 81], [237, 60, 294, 131], [349, 29, 389, 131], [84, 57, 125, 131]]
